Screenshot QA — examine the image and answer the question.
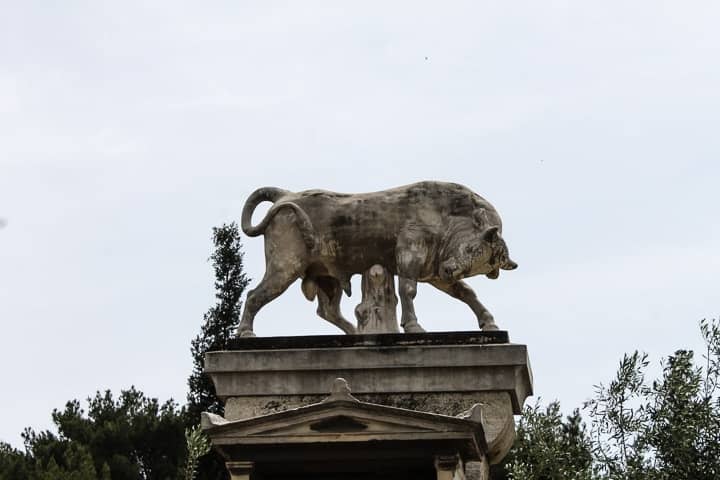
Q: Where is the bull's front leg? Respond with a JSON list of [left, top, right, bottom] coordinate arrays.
[[429, 279, 499, 331], [398, 277, 426, 333]]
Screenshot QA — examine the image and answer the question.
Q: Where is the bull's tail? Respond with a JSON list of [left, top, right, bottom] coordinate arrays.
[[241, 187, 288, 236], [241, 187, 316, 250]]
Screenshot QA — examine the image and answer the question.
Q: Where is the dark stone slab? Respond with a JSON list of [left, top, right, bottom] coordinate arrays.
[[223, 330, 509, 351]]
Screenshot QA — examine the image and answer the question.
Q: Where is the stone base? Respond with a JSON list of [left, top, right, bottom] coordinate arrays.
[[205, 331, 532, 466], [203, 377, 493, 479]]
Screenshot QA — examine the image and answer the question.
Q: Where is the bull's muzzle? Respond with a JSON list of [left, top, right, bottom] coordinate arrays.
[[501, 259, 518, 270]]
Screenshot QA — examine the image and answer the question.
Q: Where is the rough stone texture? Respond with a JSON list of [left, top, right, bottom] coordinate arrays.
[[207, 338, 531, 412], [206, 332, 532, 465], [226, 392, 503, 421], [355, 264, 400, 334], [205, 379, 490, 479], [465, 459, 490, 480], [237, 181, 517, 336], [224, 391, 514, 465], [225, 330, 509, 349], [435, 454, 466, 480], [458, 392, 516, 464]]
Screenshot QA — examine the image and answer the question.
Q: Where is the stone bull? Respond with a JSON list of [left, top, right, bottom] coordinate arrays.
[[238, 181, 517, 337]]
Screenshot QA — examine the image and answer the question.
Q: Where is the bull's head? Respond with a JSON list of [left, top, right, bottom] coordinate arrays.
[[479, 226, 517, 279], [439, 222, 517, 282]]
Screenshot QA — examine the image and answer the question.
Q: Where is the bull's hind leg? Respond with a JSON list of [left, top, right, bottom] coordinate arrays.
[[237, 266, 302, 337], [316, 277, 357, 335], [429, 279, 499, 330], [239, 210, 309, 337]]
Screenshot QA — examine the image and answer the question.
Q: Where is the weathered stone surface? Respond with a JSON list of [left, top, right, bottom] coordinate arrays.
[[435, 454, 466, 480], [465, 459, 490, 480], [207, 334, 531, 413], [225, 391, 491, 420], [458, 392, 516, 464], [206, 332, 532, 465], [355, 264, 400, 334], [205, 378, 491, 479], [225, 330, 509, 349], [237, 181, 517, 336], [224, 391, 515, 465]]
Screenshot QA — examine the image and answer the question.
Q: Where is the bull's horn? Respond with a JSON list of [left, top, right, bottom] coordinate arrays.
[[482, 226, 499, 242]]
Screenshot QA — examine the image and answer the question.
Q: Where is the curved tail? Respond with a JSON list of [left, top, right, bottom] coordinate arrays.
[[241, 187, 288, 236], [241, 187, 316, 250]]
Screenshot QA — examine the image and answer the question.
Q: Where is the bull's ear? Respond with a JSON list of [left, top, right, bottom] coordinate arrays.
[[482, 226, 500, 242]]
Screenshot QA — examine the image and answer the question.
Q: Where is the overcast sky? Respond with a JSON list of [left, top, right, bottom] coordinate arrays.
[[1, 1, 719, 448]]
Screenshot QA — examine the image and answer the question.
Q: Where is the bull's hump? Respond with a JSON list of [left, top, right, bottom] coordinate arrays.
[[296, 181, 473, 198], [299, 189, 352, 199]]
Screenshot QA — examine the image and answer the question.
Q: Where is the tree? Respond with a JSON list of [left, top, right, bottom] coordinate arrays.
[[499, 401, 595, 480], [584, 351, 650, 480], [0, 223, 249, 480], [29, 442, 108, 480], [498, 317, 720, 480], [1, 387, 186, 480], [182, 426, 211, 480], [0, 442, 31, 480], [186, 222, 249, 479], [187, 222, 249, 420], [584, 318, 720, 480], [640, 317, 720, 479]]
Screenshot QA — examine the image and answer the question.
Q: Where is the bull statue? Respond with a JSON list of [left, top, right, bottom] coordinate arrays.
[[238, 181, 517, 337]]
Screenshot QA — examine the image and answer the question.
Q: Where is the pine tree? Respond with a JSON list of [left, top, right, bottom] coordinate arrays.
[[0, 442, 31, 480], [8, 388, 186, 480], [186, 222, 249, 479], [0, 223, 251, 480]]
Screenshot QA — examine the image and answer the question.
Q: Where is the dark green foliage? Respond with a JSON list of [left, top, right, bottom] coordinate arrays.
[[584, 318, 720, 480], [1, 388, 186, 479], [187, 222, 249, 421], [187, 222, 249, 480], [504, 317, 720, 480], [28, 441, 106, 480], [640, 317, 720, 479], [500, 401, 595, 480], [0, 442, 31, 480]]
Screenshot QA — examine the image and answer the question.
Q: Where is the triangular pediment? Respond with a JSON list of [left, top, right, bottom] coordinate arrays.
[[202, 379, 488, 461], [203, 398, 485, 452], [233, 404, 439, 438]]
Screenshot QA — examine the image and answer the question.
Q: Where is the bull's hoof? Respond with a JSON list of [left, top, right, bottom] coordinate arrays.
[[481, 322, 500, 331], [238, 329, 257, 338], [403, 322, 426, 334]]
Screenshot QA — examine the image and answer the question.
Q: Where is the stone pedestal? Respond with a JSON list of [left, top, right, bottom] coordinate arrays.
[[203, 331, 532, 479]]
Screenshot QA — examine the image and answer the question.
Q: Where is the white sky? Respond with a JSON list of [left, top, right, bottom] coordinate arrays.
[[1, 1, 719, 447]]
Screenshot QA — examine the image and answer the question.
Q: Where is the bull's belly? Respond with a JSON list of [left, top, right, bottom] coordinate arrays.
[[309, 239, 440, 282], [313, 239, 398, 275]]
